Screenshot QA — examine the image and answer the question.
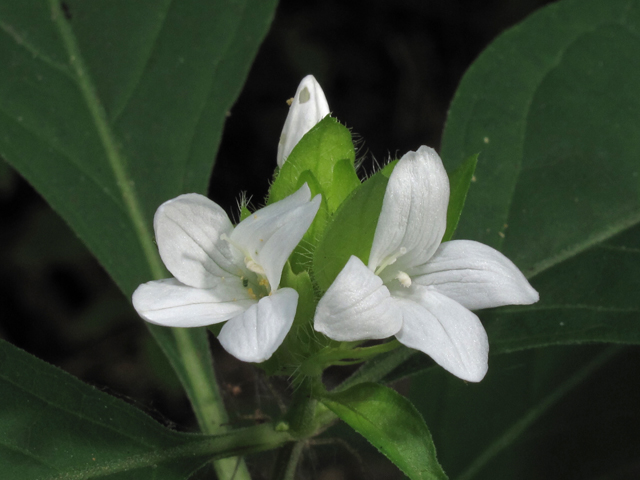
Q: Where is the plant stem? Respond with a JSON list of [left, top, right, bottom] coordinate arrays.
[[173, 329, 252, 479], [275, 441, 306, 480], [49, 4, 251, 478], [271, 378, 320, 479]]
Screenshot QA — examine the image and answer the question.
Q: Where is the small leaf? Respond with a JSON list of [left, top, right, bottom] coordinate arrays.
[[321, 382, 448, 480], [313, 168, 391, 292], [443, 154, 478, 242], [269, 116, 360, 214]]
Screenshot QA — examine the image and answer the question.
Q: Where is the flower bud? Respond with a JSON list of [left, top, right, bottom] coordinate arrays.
[[277, 75, 330, 167]]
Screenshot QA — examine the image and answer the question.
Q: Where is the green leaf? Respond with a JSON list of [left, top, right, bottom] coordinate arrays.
[[409, 345, 620, 480], [0, 0, 277, 295], [443, 154, 478, 242], [313, 167, 391, 292], [321, 382, 448, 480], [440, 0, 640, 351], [0, 2, 278, 474], [269, 116, 359, 213], [268, 117, 359, 272], [0, 338, 293, 479]]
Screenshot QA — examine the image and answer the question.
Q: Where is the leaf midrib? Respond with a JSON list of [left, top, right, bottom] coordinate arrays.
[[48, 0, 164, 281]]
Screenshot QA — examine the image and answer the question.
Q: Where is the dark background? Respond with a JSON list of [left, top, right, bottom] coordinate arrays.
[[14, 1, 635, 479]]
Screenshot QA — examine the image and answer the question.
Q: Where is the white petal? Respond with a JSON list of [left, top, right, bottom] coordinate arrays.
[[277, 75, 330, 167], [132, 278, 255, 327], [154, 193, 242, 289], [231, 184, 321, 290], [410, 240, 539, 310], [394, 288, 488, 382], [217, 288, 298, 363], [368, 146, 450, 275], [314, 256, 402, 341]]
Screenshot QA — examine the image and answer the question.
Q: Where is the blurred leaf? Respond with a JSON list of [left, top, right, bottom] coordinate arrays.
[[0, 1, 279, 467], [0, 157, 14, 197], [440, 0, 640, 350], [321, 382, 448, 480], [443, 154, 477, 242], [0, 337, 293, 479], [409, 346, 623, 480]]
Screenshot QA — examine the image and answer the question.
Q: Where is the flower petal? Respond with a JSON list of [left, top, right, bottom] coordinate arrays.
[[217, 288, 299, 363], [394, 287, 488, 382], [132, 278, 254, 327], [410, 240, 539, 310], [154, 193, 242, 288], [368, 146, 450, 276], [277, 75, 330, 167], [231, 184, 321, 290], [314, 256, 402, 341]]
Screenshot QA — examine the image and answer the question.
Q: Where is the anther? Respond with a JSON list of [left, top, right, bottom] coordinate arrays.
[[245, 258, 266, 276], [396, 271, 412, 288]]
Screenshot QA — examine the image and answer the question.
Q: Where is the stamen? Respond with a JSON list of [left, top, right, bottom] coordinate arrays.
[[375, 247, 408, 275], [245, 258, 266, 276], [395, 271, 412, 288]]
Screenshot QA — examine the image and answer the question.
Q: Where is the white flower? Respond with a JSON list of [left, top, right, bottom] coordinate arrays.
[[133, 184, 321, 363], [277, 75, 330, 168], [313, 147, 538, 382]]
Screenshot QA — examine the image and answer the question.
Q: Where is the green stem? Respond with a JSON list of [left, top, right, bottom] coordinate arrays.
[[173, 329, 251, 479], [305, 340, 401, 374], [271, 378, 320, 480], [49, 4, 249, 478], [283, 442, 306, 480], [270, 441, 305, 480]]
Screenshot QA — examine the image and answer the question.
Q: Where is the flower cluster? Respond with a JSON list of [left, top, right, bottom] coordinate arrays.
[[132, 75, 538, 381]]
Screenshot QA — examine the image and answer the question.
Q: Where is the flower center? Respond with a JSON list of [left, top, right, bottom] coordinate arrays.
[[221, 233, 271, 299]]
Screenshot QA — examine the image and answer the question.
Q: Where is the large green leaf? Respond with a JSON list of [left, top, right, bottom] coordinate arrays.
[[0, 338, 293, 479], [321, 382, 448, 480], [0, 1, 278, 474], [439, 0, 640, 351], [0, 0, 277, 295], [410, 345, 624, 480]]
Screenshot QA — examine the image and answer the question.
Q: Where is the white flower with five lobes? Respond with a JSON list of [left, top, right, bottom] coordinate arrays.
[[277, 75, 330, 168], [133, 184, 321, 363], [313, 147, 539, 382]]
